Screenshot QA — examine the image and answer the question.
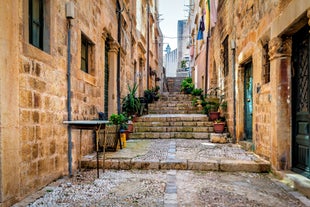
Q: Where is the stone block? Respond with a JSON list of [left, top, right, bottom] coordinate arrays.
[[160, 160, 187, 170], [159, 133, 171, 139], [20, 89, 33, 108], [119, 159, 131, 170], [193, 133, 209, 139], [187, 160, 219, 171], [183, 122, 195, 126], [131, 160, 160, 170], [145, 132, 160, 139], [210, 133, 228, 143], [104, 159, 119, 169], [219, 160, 270, 173]]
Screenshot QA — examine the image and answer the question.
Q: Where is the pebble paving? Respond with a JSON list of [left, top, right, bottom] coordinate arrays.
[[13, 139, 310, 207], [15, 170, 309, 207]]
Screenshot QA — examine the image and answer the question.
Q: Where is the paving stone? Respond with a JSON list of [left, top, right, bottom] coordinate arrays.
[[219, 160, 270, 173], [161, 161, 187, 170], [187, 160, 219, 171]]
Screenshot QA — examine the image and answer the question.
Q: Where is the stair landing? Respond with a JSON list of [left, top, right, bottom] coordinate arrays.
[[82, 139, 270, 173]]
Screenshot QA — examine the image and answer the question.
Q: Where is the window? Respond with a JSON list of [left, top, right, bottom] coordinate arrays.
[[223, 36, 229, 77], [29, 0, 44, 49], [81, 34, 94, 73], [262, 43, 270, 83]]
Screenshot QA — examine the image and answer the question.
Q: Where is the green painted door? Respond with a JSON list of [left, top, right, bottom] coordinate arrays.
[[292, 25, 310, 178], [244, 62, 253, 140]]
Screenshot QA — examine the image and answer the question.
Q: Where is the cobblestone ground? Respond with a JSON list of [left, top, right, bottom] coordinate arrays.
[[16, 169, 309, 207]]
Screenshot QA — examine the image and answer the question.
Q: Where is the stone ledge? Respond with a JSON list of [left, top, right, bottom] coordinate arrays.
[[82, 158, 270, 173]]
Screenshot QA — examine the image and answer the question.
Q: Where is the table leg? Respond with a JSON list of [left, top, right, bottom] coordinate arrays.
[[79, 130, 82, 172], [96, 129, 99, 178], [102, 127, 106, 172]]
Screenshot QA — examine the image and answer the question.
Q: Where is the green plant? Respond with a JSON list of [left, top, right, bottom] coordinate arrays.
[[214, 116, 225, 123], [153, 85, 160, 92], [192, 97, 198, 106], [191, 88, 203, 96], [180, 77, 194, 94], [144, 89, 155, 103], [220, 101, 227, 111], [122, 83, 141, 116], [109, 113, 128, 129], [203, 101, 220, 114]]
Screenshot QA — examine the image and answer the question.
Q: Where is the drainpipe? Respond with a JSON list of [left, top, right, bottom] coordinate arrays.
[[205, 33, 210, 93], [231, 40, 236, 143], [146, 0, 150, 89], [117, 2, 123, 114], [66, 2, 74, 176]]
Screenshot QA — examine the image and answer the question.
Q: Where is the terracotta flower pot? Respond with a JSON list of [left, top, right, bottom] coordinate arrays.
[[209, 112, 220, 121], [214, 122, 225, 133]]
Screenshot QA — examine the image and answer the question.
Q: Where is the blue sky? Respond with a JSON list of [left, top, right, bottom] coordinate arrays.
[[158, 0, 189, 51]]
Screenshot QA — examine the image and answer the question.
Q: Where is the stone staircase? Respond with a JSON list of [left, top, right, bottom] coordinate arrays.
[[81, 92, 271, 175], [148, 92, 204, 114], [129, 92, 214, 139]]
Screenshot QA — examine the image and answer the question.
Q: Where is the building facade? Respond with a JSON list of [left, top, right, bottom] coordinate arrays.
[[0, 0, 162, 206], [190, 0, 310, 179], [164, 46, 178, 77]]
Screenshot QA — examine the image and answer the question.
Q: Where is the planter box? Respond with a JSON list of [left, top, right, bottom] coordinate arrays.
[[99, 125, 120, 151]]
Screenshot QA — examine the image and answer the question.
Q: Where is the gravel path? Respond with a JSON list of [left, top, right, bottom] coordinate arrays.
[[15, 169, 309, 207]]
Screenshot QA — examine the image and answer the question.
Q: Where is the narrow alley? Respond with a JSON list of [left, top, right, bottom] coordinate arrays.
[[1, 0, 310, 206]]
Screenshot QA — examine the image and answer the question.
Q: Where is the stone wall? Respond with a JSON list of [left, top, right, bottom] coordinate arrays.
[[0, 0, 161, 206], [207, 0, 310, 171]]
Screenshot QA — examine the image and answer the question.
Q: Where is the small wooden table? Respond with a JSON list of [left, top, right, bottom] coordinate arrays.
[[63, 120, 109, 178]]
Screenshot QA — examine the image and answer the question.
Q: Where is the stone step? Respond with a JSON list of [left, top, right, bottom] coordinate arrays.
[[159, 93, 194, 101], [148, 110, 204, 114], [149, 101, 194, 107], [133, 126, 213, 133], [136, 114, 209, 122], [81, 139, 271, 173], [135, 121, 213, 127], [128, 132, 211, 139]]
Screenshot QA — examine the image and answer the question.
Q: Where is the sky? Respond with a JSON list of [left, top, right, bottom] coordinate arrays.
[[158, 0, 189, 51]]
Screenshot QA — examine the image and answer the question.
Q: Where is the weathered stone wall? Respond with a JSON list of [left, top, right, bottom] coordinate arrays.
[[0, 0, 161, 206], [209, 0, 310, 171]]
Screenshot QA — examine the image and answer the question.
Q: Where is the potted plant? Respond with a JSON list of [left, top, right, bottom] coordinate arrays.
[[213, 117, 226, 133], [105, 113, 127, 151], [204, 101, 220, 121], [144, 89, 155, 103], [109, 113, 127, 130], [191, 88, 203, 97], [122, 83, 141, 118], [180, 77, 194, 94]]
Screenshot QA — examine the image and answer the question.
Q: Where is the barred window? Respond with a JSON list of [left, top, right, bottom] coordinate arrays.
[[29, 0, 44, 49], [81, 34, 94, 73], [223, 36, 229, 77], [263, 43, 270, 83]]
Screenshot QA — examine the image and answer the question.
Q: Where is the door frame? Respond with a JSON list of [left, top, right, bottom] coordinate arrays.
[[291, 24, 310, 178], [243, 61, 253, 140]]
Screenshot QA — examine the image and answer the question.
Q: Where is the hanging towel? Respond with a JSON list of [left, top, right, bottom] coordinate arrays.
[[197, 15, 205, 40]]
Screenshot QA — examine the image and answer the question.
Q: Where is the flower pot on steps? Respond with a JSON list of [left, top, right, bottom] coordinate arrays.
[[209, 112, 220, 121], [213, 122, 225, 133]]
